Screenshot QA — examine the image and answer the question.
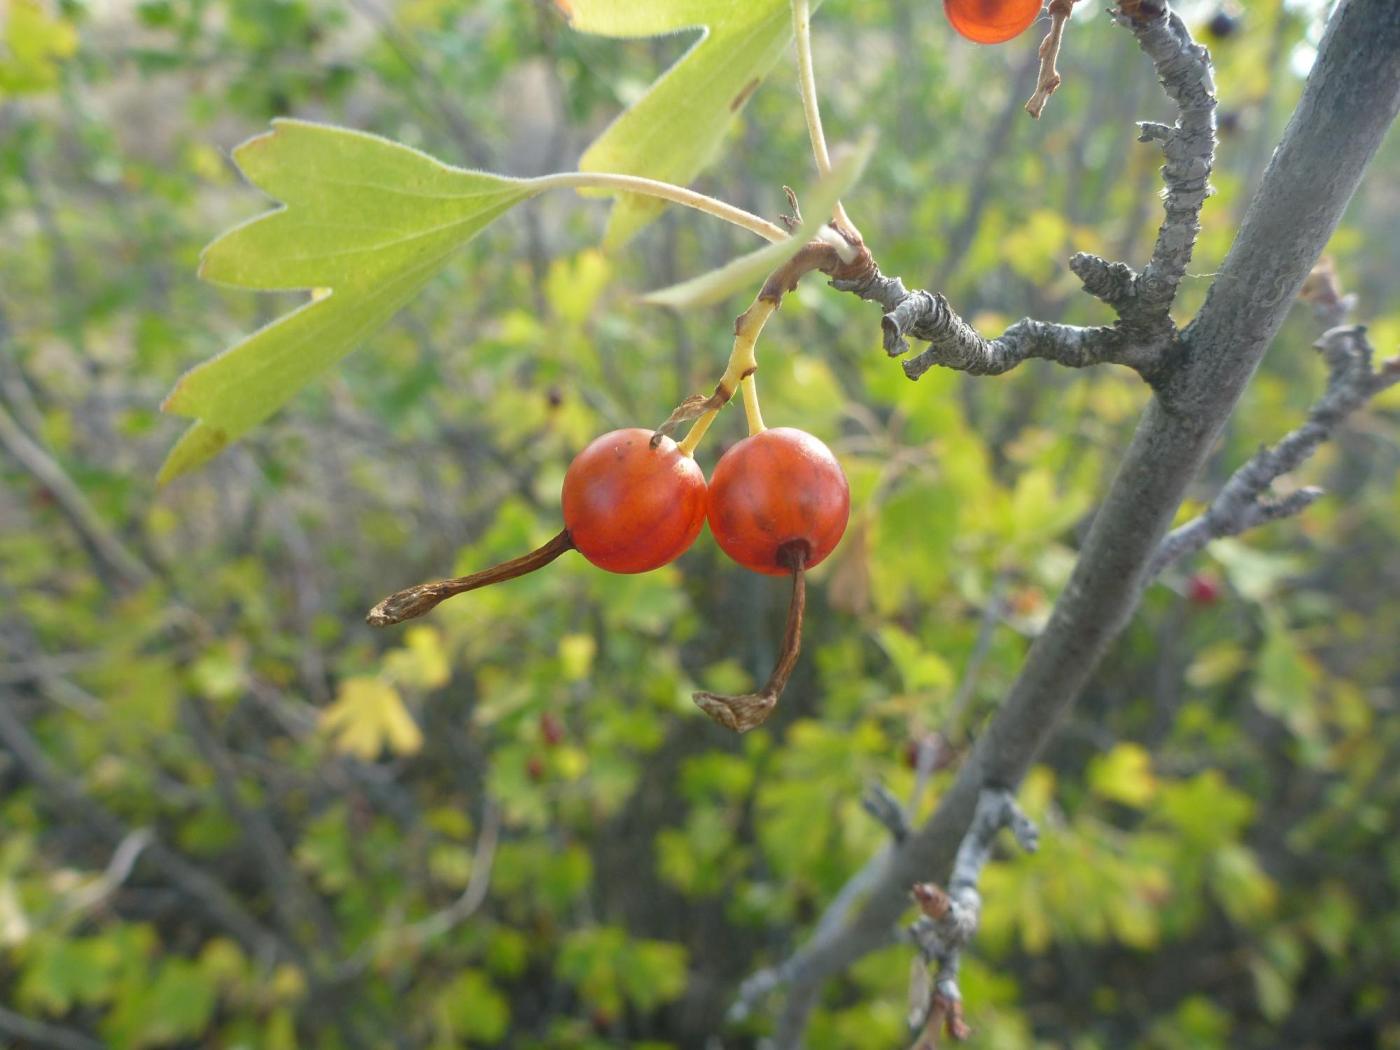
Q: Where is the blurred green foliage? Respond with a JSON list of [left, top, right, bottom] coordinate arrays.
[[1, 0, 1399, 1047]]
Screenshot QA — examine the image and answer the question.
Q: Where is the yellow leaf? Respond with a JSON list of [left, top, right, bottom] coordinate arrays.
[[321, 677, 422, 759], [558, 634, 597, 682], [1087, 743, 1157, 808]]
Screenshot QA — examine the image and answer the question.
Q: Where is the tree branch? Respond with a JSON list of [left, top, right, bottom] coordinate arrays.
[[834, 2, 1217, 387], [332, 800, 500, 983], [755, 1, 1400, 1042], [55, 828, 155, 922], [832, 269, 1136, 378], [906, 789, 1038, 1046], [1153, 315, 1397, 576]]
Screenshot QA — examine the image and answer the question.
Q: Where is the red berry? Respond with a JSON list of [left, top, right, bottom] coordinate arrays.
[[706, 427, 850, 576], [561, 428, 708, 574], [526, 754, 546, 782], [945, 0, 1042, 45], [1187, 572, 1223, 606], [539, 712, 565, 747]]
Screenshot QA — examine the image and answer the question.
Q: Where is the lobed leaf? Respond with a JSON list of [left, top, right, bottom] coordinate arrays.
[[160, 120, 541, 483], [321, 676, 423, 760]]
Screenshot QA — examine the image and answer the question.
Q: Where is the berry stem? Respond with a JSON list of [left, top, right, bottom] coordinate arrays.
[[676, 410, 716, 457], [676, 296, 776, 453], [366, 529, 574, 626], [740, 373, 766, 435], [693, 543, 807, 733]]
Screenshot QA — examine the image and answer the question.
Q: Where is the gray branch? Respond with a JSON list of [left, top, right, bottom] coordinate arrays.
[[55, 828, 155, 921], [834, 4, 1216, 386], [757, 1, 1400, 1043], [1152, 322, 1398, 576], [0, 1005, 105, 1050], [1122, 11, 1216, 317], [832, 269, 1136, 380], [906, 790, 1037, 1041]]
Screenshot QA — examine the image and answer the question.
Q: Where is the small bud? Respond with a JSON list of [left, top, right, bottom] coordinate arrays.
[[912, 882, 950, 919], [526, 754, 546, 782]]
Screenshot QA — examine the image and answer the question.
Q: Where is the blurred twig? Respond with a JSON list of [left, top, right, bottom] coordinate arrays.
[[1152, 264, 1398, 575], [0, 400, 154, 590], [0, 1005, 105, 1050]]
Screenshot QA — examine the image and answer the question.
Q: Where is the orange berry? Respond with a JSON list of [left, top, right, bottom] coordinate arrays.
[[945, 0, 1042, 44], [706, 428, 849, 576], [562, 428, 708, 574]]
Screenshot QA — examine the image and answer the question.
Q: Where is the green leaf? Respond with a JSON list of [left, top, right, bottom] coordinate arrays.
[[557, 926, 688, 1016], [875, 624, 954, 695], [640, 132, 873, 309], [1255, 613, 1322, 745], [1210, 843, 1277, 925], [18, 936, 121, 1015], [435, 970, 511, 1046], [160, 119, 540, 483], [564, 0, 814, 245], [103, 957, 217, 1049]]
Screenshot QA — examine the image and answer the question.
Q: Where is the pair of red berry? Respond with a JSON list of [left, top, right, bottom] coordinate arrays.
[[562, 426, 848, 580], [368, 424, 850, 732]]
